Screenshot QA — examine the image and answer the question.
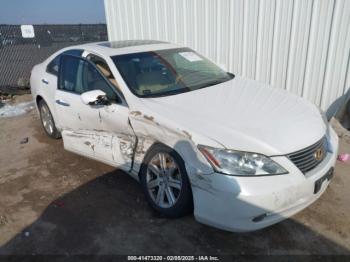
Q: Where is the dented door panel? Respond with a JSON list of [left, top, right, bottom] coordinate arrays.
[[55, 92, 137, 171], [55, 90, 102, 130], [62, 130, 96, 158], [62, 128, 135, 170], [55, 90, 105, 161], [56, 93, 136, 169], [95, 104, 136, 170]]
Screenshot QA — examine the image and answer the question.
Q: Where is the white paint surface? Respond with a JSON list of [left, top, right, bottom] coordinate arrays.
[[104, 0, 350, 111]]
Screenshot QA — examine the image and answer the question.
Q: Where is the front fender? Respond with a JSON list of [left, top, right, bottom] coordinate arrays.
[[128, 111, 218, 179]]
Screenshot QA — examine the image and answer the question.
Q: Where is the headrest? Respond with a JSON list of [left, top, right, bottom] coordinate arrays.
[[96, 63, 112, 78]]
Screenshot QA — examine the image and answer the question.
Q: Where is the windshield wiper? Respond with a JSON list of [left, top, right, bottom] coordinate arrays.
[[195, 78, 230, 90], [141, 87, 190, 98]]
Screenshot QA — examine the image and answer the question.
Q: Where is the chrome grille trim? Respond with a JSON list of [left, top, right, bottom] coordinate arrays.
[[287, 136, 327, 174]]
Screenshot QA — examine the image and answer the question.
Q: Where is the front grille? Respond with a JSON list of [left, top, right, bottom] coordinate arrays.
[[287, 136, 327, 174]]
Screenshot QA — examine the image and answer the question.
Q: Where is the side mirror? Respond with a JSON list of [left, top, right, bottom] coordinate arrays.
[[81, 90, 109, 106]]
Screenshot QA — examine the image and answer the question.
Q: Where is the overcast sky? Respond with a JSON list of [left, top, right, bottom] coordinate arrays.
[[0, 0, 106, 24]]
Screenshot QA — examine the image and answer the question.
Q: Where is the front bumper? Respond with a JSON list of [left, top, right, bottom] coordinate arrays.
[[190, 128, 339, 232]]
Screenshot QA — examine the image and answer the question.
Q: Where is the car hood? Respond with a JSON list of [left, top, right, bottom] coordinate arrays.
[[137, 76, 326, 156]]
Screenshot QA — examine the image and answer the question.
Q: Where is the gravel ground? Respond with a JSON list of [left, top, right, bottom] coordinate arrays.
[[0, 95, 349, 255]]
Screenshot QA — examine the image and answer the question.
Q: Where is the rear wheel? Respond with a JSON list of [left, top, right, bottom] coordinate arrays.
[[140, 144, 193, 218], [38, 100, 60, 139]]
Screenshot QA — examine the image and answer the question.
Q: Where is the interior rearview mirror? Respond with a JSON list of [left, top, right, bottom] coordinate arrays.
[[81, 90, 109, 106]]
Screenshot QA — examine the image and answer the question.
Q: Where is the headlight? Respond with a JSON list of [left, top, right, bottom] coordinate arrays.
[[198, 145, 288, 176]]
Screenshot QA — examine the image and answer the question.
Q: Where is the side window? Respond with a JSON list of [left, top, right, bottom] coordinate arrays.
[[47, 49, 83, 76], [59, 55, 118, 102], [58, 55, 82, 92], [46, 55, 61, 76], [87, 54, 121, 93], [81, 61, 118, 101]]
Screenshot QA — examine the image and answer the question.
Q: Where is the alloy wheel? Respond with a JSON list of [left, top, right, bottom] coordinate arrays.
[[146, 152, 183, 208], [40, 104, 54, 135]]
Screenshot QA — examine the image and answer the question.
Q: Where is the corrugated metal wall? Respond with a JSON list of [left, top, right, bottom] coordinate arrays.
[[104, 0, 350, 110]]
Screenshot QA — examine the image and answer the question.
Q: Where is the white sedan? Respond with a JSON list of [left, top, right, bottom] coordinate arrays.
[[30, 40, 338, 232]]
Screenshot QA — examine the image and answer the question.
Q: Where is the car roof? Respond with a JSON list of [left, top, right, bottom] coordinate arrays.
[[72, 40, 183, 57]]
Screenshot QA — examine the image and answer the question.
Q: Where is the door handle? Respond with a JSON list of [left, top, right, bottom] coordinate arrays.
[[41, 79, 49, 85], [55, 99, 70, 107]]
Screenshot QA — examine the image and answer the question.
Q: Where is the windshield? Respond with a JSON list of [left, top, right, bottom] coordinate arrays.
[[111, 48, 234, 98]]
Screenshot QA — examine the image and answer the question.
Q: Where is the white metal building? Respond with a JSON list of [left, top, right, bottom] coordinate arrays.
[[104, 0, 350, 111]]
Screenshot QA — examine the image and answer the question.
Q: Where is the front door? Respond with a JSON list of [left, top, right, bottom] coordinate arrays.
[[55, 54, 135, 170]]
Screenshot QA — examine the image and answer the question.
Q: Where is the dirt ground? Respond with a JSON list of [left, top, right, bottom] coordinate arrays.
[[0, 95, 350, 255]]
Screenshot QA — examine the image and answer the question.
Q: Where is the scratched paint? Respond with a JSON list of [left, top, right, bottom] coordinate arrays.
[[130, 111, 142, 117], [128, 112, 213, 179], [62, 129, 136, 168]]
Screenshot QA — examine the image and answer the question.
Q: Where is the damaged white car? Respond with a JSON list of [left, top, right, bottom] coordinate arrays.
[[31, 40, 338, 232]]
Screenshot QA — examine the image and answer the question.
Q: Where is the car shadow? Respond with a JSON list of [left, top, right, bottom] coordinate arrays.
[[0, 166, 349, 255]]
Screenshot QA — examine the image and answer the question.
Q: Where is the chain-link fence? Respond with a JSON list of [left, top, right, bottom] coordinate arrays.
[[0, 24, 107, 93]]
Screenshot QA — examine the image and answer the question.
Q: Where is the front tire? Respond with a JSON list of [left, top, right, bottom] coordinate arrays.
[[140, 144, 193, 218], [38, 99, 61, 139]]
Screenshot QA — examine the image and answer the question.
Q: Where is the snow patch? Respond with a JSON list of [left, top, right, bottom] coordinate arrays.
[[0, 101, 35, 118]]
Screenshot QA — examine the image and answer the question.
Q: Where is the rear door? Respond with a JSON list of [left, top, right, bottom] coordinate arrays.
[[42, 49, 83, 121], [55, 55, 135, 169]]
